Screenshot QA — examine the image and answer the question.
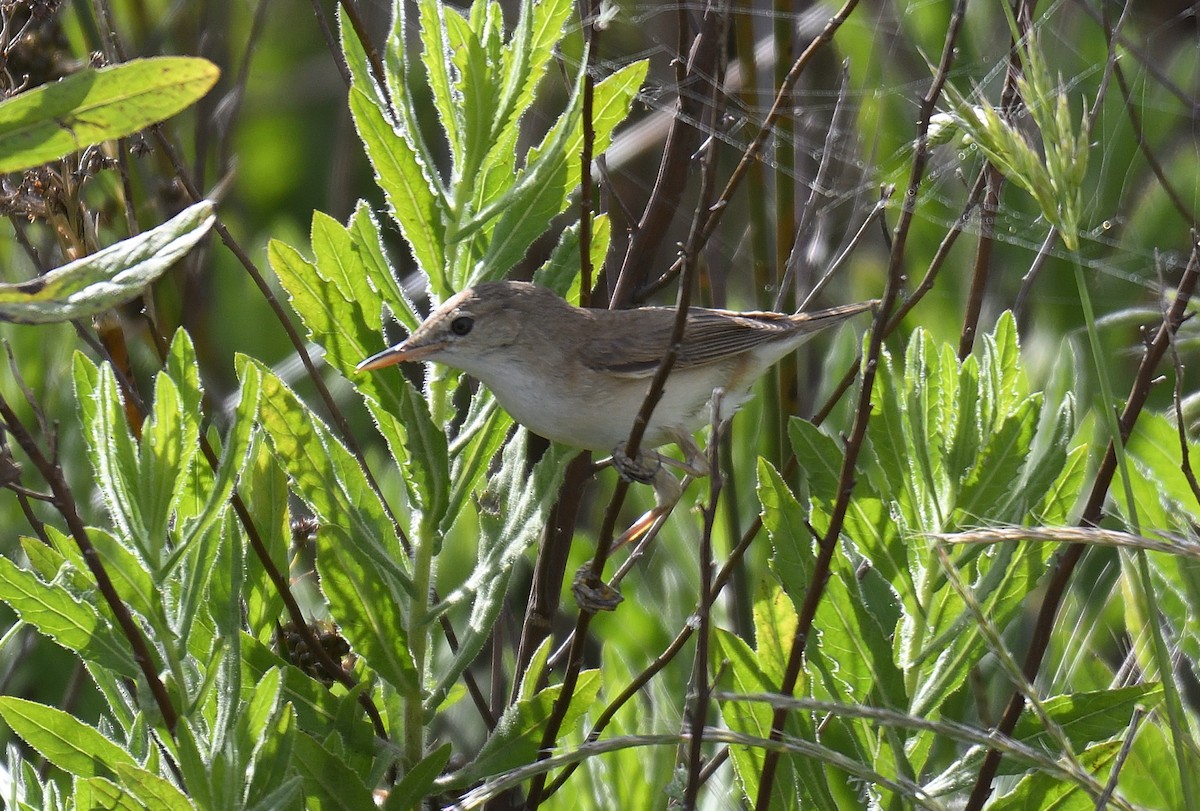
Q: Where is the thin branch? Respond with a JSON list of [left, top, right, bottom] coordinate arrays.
[[0, 390, 180, 736], [682, 396, 726, 810], [965, 237, 1200, 808], [636, 0, 861, 301], [753, 0, 967, 804]]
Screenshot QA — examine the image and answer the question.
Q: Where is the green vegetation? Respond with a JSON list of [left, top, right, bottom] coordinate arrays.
[[0, 1, 1196, 808]]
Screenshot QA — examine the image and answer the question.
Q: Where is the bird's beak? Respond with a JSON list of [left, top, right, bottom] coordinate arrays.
[[355, 339, 443, 371]]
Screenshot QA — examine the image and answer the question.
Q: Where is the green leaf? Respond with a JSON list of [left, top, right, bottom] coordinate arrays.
[[447, 669, 602, 787], [954, 395, 1041, 526], [248, 359, 413, 596], [790, 418, 907, 590], [362, 383, 450, 540], [472, 60, 648, 282], [137, 372, 195, 546], [0, 697, 136, 779], [0, 200, 215, 324], [418, 0, 461, 169], [84, 527, 169, 637], [444, 5, 493, 183], [317, 523, 417, 692], [387, 743, 452, 810], [0, 555, 137, 677], [425, 432, 568, 712], [712, 625, 801, 811], [346, 56, 446, 287], [166, 358, 259, 645], [238, 631, 344, 733], [0, 57, 218, 173], [269, 225, 377, 378], [72, 777, 148, 811], [347, 202, 421, 333], [244, 685, 300, 810], [441, 393, 510, 537], [292, 732, 375, 810], [1013, 685, 1163, 751], [988, 740, 1120, 811], [473, 0, 573, 214], [532, 214, 610, 304], [111, 764, 192, 811], [78, 359, 152, 561]]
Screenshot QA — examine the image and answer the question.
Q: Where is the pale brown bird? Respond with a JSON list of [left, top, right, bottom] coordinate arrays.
[[359, 281, 874, 545]]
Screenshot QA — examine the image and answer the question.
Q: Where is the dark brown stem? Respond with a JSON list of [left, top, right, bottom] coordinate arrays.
[[578, 0, 598, 306], [608, 2, 723, 306], [527, 7, 730, 803], [753, 0, 967, 805], [635, 0, 861, 302], [682, 411, 724, 810], [966, 240, 1200, 810], [0, 392, 180, 736], [957, 166, 1001, 359]]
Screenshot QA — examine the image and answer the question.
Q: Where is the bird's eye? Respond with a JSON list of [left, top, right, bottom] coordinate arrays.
[[450, 316, 474, 336]]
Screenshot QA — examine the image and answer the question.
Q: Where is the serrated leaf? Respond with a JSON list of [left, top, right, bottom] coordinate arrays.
[[166, 360, 259, 645], [790, 418, 907, 589], [712, 627, 803, 811], [471, 60, 648, 282], [246, 708, 301, 811], [317, 524, 417, 692], [75, 355, 152, 561], [0, 58, 218, 173], [347, 203, 421, 332], [248, 359, 413, 599], [292, 732, 375, 810], [137, 372, 194, 545], [73, 776, 148, 811], [447, 669, 601, 787], [387, 743, 452, 810], [418, 0, 461, 167], [531, 214, 610, 305], [0, 200, 214, 323], [111, 764, 192, 810], [988, 740, 1120, 811], [425, 432, 569, 712], [954, 395, 1040, 526], [348, 84, 446, 287], [1012, 684, 1163, 750], [445, 6, 493, 183], [0, 698, 136, 780], [269, 224, 379, 378], [0, 555, 137, 677]]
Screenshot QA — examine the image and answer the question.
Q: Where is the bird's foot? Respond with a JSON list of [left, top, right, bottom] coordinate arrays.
[[609, 442, 663, 485], [572, 563, 624, 613]]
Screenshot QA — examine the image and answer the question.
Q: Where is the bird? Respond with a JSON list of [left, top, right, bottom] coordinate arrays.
[[357, 280, 874, 547]]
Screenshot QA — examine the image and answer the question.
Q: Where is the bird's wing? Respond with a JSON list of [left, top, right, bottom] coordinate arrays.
[[580, 309, 795, 378], [581, 303, 874, 378]]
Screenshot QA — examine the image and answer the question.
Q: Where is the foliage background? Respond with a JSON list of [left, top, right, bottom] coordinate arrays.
[[0, 0, 1197, 808]]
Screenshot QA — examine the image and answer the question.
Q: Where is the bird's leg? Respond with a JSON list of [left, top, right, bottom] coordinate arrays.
[[608, 431, 708, 551]]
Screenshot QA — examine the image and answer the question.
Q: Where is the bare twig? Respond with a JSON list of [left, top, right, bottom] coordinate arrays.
[[0, 390, 180, 737], [965, 238, 1200, 808], [753, 0, 967, 805]]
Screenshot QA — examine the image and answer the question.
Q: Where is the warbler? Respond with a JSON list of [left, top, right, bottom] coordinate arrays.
[[358, 280, 874, 542]]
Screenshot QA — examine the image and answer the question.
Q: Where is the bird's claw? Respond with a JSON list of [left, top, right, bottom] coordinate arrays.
[[572, 564, 623, 613], [610, 443, 662, 485]]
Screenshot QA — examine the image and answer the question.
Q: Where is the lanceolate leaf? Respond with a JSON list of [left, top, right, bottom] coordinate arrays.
[[317, 523, 417, 692], [247, 358, 413, 599], [0, 697, 137, 779], [0, 57, 219, 173], [0, 200, 215, 324], [424, 433, 568, 712]]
